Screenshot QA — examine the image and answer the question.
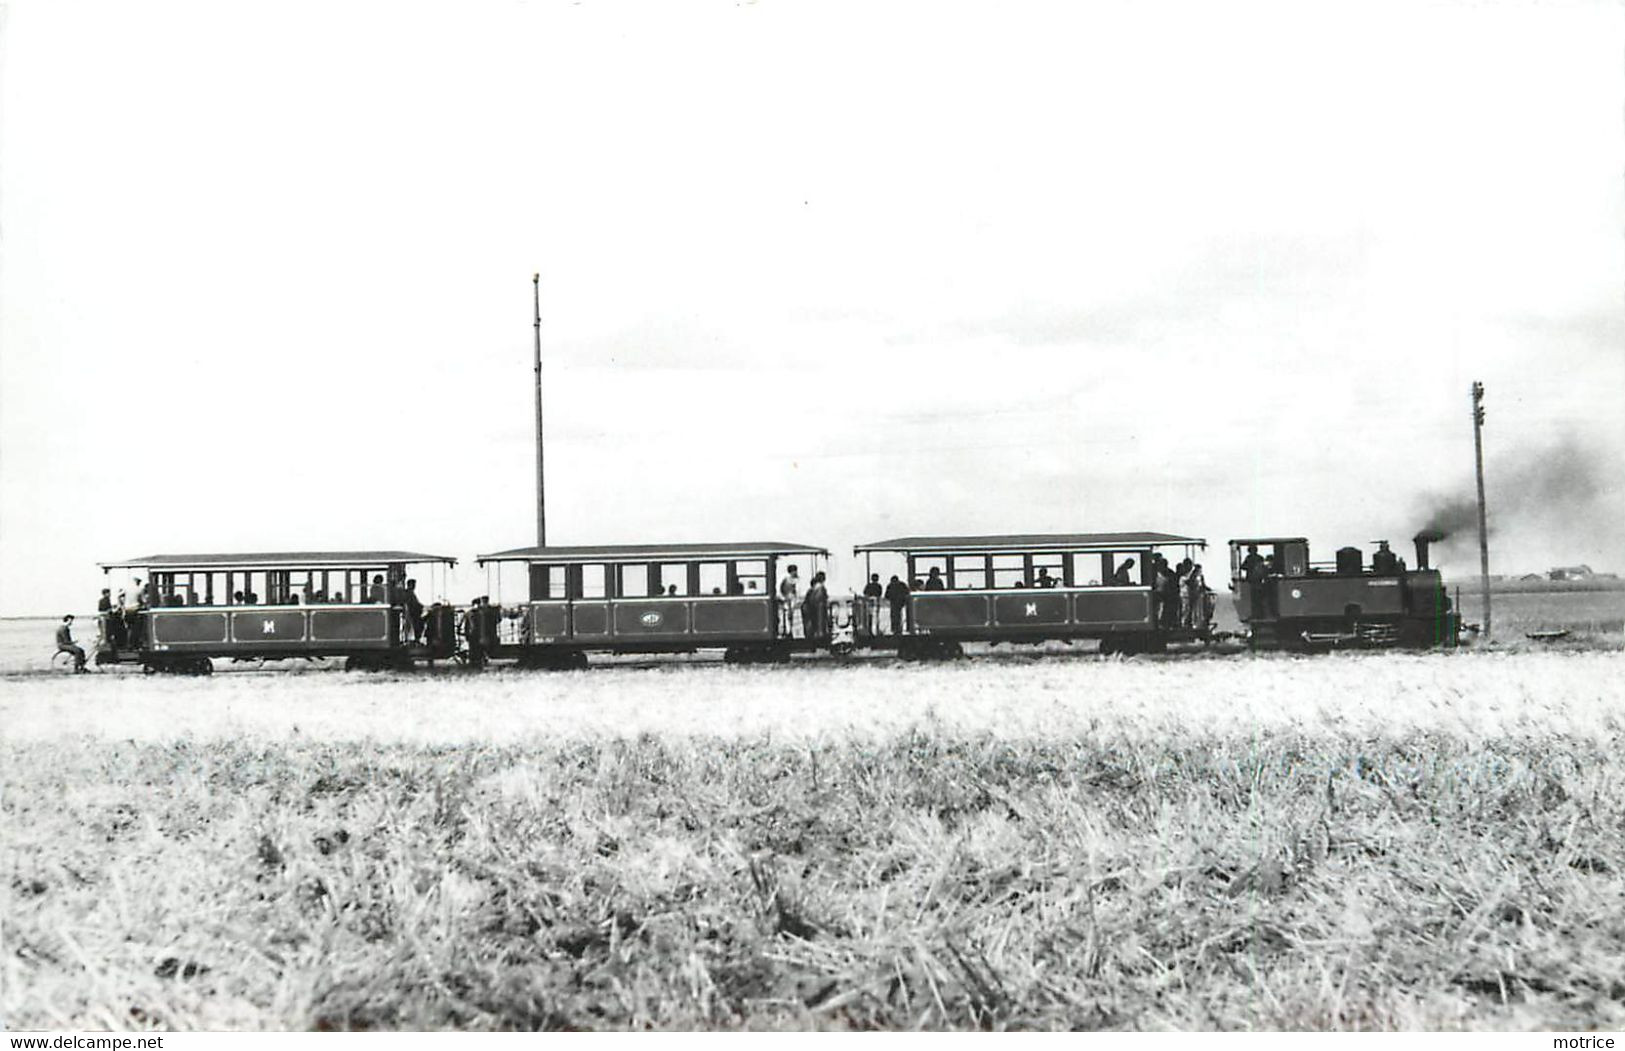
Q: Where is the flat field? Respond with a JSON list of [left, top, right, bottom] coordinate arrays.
[[1459, 588, 1625, 635], [4, 620, 1624, 1030]]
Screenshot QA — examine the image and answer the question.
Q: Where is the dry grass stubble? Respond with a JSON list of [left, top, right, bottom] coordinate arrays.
[[4, 653, 1625, 1030]]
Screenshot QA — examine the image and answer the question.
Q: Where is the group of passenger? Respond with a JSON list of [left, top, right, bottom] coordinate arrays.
[[1149, 553, 1211, 631], [776, 565, 833, 641], [859, 574, 917, 634], [95, 581, 148, 651]]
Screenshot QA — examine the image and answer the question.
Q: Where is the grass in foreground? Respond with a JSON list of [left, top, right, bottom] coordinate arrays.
[[6, 726, 1625, 1030]]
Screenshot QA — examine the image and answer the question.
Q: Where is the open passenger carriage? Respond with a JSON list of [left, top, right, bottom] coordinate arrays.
[[475, 541, 833, 666], [95, 551, 459, 673], [852, 532, 1212, 657]]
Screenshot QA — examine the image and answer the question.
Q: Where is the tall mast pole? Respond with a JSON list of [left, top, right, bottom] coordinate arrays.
[[1472, 381, 1490, 640], [533, 273, 546, 547]]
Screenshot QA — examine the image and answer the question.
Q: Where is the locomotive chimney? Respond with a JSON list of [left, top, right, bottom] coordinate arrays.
[[1413, 532, 1434, 571]]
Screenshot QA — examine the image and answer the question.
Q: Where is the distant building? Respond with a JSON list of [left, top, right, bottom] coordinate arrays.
[[1548, 565, 1595, 581]]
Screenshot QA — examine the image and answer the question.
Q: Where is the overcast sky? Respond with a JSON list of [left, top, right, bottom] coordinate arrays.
[[3, 0, 1622, 614]]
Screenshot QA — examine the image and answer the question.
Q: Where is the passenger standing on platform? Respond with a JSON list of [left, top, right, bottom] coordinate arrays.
[[1186, 563, 1208, 629], [803, 572, 829, 642], [124, 580, 147, 647], [1176, 558, 1194, 628], [1150, 554, 1176, 628], [779, 564, 800, 635], [56, 616, 87, 672], [402, 578, 425, 643], [479, 596, 501, 652], [424, 602, 442, 649], [97, 589, 122, 649], [862, 574, 883, 633], [924, 567, 946, 591], [884, 575, 910, 635], [461, 598, 485, 668]]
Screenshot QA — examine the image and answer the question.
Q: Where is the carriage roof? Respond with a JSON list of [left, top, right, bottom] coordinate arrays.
[[853, 532, 1205, 555], [477, 541, 830, 566], [99, 551, 458, 571]]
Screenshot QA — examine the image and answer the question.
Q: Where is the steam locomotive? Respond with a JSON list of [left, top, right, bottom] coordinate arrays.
[[1225, 533, 1460, 649]]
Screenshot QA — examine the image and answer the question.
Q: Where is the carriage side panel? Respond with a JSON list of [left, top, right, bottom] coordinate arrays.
[[612, 601, 693, 639], [1071, 589, 1153, 629], [149, 610, 228, 647], [991, 592, 1071, 628], [309, 608, 392, 645], [911, 593, 993, 632], [691, 597, 774, 636]]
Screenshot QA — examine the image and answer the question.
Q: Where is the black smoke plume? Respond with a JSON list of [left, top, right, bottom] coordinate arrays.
[[1414, 433, 1614, 550]]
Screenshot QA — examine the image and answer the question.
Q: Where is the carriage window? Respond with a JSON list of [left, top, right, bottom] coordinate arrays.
[[658, 563, 688, 597], [911, 556, 946, 588], [991, 553, 1025, 589], [699, 562, 728, 595], [285, 570, 316, 604], [734, 560, 767, 596], [1089, 552, 1148, 587], [158, 572, 207, 606], [952, 555, 987, 590], [617, 564, 650, 599], [576, 563, 606, 599], [1032, 553, 1064, 587], [529, 564, 567, 600]]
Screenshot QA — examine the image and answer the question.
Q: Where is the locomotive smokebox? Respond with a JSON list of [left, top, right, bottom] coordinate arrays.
[[1413, 530, 1442, 571]]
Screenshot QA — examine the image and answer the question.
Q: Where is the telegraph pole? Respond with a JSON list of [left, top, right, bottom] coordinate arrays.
[[1472, 381, 1490, 640], [533, 273, 546, 547]]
